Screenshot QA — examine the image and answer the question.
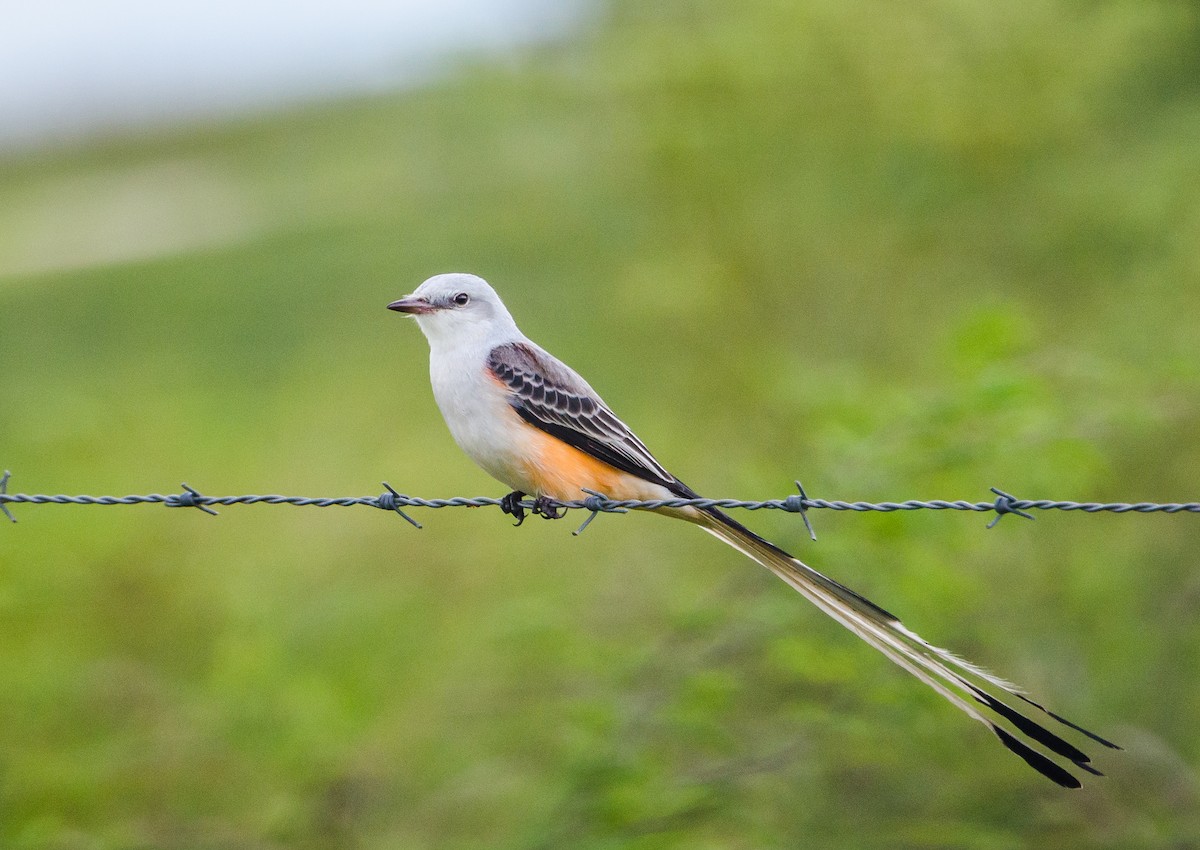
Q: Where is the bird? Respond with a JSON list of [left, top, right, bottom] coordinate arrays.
[[387, 271, 1118, 787]]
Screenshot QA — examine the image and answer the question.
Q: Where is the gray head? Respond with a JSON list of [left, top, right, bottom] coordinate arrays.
[[388, 273, 520, 349]]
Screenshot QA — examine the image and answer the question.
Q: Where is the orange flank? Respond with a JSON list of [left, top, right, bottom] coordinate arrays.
[[520, 425, 646, 503]]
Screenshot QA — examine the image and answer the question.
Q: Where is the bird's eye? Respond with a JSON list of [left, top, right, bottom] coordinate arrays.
[[453, 292, 470, 306]]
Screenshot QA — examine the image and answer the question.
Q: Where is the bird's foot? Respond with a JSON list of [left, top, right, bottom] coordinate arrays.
[[500, 491, 528, 526], [531, 495, 565, 520]]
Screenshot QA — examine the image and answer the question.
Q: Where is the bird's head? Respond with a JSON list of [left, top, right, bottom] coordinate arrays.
[[388, 273, 518, 349]]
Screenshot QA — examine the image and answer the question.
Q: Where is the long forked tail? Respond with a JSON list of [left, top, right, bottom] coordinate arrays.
[[696, 507, 1119, 788]]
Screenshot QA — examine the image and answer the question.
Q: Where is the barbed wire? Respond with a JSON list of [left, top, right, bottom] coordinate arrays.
[[2, 470, 1197, 537]]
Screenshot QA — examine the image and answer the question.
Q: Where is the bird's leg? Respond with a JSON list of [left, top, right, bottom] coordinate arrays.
[[531, 495, 565, 520], [500, 491, 528, 526]]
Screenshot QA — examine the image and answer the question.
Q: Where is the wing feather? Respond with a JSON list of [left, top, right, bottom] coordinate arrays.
[[488, 341, 679, 489]]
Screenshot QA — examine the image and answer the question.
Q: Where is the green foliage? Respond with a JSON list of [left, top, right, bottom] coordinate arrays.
[[2, 1, 1199, 846]]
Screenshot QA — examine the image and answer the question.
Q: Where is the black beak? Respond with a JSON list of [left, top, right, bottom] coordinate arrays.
[[387, 296, 435, 314]]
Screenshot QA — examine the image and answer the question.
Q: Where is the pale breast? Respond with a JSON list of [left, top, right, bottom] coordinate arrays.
[[428, 353, 541, 493]]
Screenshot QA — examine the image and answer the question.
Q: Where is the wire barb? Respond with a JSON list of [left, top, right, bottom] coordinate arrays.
[[377, 482, 423, 529], [987, 487, 1035, 529], [785, 480, 818, 541], [1, 470, 15, 523], [572, 488, 629, 536], [166, 483, 219, 516]]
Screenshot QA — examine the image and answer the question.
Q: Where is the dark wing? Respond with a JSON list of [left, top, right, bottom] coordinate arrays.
[[487, 341, 685, 492]]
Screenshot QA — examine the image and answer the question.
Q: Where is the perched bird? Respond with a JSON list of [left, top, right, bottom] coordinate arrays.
[[388, 272, 1117, 787]]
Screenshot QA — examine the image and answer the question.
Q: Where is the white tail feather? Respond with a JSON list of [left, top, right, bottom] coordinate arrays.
[[695, 510, 1115, 787], [699, 524, 992, 725]]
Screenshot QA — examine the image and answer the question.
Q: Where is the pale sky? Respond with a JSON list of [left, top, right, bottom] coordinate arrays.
[[0, 0, 584, 148]]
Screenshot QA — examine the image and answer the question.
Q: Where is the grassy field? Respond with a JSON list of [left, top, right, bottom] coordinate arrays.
[[2, 1, 1199, 847]]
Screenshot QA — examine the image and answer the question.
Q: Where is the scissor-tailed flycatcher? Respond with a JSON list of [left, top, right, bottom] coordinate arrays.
[[388, 272, 1117, 787]]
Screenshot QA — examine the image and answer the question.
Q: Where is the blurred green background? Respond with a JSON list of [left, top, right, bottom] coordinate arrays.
[[3, 1, 1200, 847]]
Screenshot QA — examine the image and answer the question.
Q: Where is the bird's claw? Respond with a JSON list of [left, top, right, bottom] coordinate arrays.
[[500, 491, 527, 526], [531, 495, 565, 520], [500, 492, 565, 526]]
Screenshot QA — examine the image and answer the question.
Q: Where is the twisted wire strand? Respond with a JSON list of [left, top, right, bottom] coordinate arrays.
[[2, 471, 1196, 534]]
